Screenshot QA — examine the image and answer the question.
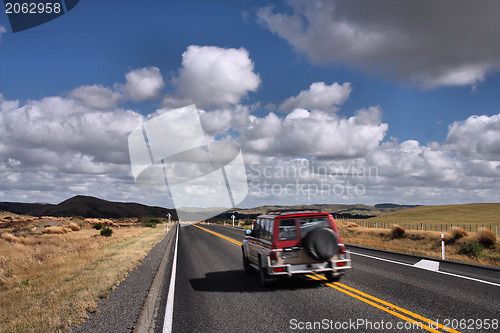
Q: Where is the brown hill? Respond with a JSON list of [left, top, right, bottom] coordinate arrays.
[[0, 195, 177, 219]]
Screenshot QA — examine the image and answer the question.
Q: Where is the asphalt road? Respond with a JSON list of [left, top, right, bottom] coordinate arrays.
[[157, 224, 499, 333]]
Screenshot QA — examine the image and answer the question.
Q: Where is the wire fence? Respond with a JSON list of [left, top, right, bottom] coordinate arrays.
[[336, 218, 499, 238]]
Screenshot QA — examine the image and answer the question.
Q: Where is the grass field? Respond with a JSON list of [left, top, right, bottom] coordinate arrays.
[[0, 216, 168, 333], [369, 203, 500, 225], [336, 220, 499, 267]]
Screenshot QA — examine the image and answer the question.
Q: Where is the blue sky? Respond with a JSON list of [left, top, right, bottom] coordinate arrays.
[[1, 0, 500, 208]]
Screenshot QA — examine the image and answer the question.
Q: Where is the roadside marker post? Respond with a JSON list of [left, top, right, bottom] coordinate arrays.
[[167, 213, 171, 233], [232, 215, 235, 227], [441, 234, 445, 260]]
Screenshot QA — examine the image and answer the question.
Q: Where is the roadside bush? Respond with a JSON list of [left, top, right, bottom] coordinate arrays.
[[12, 226, 31, 233], [141, 217, 160, 228], [451, 227, 468, 240], [100, 227, 113, 237], [390, 224, 405, 238], [477, 228, 496, 248], [92, 222, 103, 230], [458, 240, 482, 258]]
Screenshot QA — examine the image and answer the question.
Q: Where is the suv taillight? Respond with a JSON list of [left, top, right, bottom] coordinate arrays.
[[338, 244, 346, 255]]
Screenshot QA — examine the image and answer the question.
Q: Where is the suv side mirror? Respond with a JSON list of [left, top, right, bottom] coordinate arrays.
[[245, 229, 252, 236]]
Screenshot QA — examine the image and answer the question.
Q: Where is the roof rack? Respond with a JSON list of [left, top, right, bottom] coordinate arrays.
[[265, 209, 322, 216]]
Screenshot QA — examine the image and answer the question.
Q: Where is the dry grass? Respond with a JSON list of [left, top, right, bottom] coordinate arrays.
[[451, 227, 468, 239], [68, 223, 81, 231], [390, 224, 405, 238], [0, 224, 167, 333], [42, 226, 69, 234], [477, 228, 496, 248], [84, 218, 117, 227], [370, 203, 500, 225], [336, 220, 499, 267], [1, 233, 20, 243]]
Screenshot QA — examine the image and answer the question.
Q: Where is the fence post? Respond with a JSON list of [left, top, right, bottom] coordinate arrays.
[[441, 234, 445, 260]]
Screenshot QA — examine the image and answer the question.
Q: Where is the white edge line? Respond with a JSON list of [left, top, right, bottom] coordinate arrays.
[[163, 225, 179, 333], [348, 251, 500, 287]]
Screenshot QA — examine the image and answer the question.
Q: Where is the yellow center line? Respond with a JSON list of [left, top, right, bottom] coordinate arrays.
[[192, 224, 243, 246], [192, 224, 459, 333], [311, 274, 461, 333]]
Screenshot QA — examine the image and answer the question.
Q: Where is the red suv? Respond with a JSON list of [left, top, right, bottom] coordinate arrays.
[[242, 210, 351, 286]]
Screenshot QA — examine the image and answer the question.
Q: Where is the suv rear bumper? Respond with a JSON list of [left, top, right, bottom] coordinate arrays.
[[266, 252, 351, 277]]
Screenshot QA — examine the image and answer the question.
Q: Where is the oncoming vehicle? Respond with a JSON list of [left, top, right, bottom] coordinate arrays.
[[241, 210, 351, 286]]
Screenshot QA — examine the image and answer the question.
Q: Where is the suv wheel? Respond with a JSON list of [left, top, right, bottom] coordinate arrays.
[[325, 272, 342, 282], [242, 248, 252, 274], [258, 255, 270, 287], [303, 227, 338, 261]]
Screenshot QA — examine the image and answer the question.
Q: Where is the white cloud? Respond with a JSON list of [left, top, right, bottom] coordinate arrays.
[[279, 82, 352, 113], [445, 113, 500, 160], [239, 106, 388, 158], [69, 84, 121, 110], [122, 67, 165, 101], [0, 94, 143, 168], [165, 45, 261, 108], [199, 105, 251, 136], [258, 0, 500, 88]]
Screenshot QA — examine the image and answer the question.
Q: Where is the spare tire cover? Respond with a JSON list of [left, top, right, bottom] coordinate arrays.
[[303, 227, 338, 261]]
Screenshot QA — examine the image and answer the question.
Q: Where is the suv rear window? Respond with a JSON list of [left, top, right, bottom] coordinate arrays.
[[299, 216, 329, 237], [278, 219, 298, 240]]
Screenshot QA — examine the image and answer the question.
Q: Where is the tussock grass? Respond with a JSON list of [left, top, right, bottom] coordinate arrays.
[[42, 226, 68, 234], [477, 228, 496, 248], [0, 225, 166, 333], [1, 233, 20, 243], [451, 227, 468, 239], [68, 223, 81, 231], [390, 224, 405, 238]]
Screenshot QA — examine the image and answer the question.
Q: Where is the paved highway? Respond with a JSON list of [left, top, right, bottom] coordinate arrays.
[[157, 224, 499, 333]]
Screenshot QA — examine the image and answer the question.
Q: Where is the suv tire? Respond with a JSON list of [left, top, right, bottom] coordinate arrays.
[[242, 248, 252, 274], [259, 255, 270, 287], [325, 272, 342, 282], [303, 227, 338, 261]]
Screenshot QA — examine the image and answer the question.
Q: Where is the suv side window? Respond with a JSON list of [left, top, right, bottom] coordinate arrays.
[[254, 218, 262, 238], [263, 218, 274, 241], [278, 219, 298, 240], [299, 217, 329, 237]]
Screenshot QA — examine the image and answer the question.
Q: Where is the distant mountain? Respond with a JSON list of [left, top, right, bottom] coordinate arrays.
[[0, 195, 177, 219], [214, 203, 419, 221], [0, 202, 52, 215], [374, 203, 421, 209], [0, 196, 418, 220]]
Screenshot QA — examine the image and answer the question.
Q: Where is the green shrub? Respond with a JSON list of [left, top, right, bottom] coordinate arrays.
[[141, 217, 160, 228], [12, 226, 31, 233], [458, 241, 482, 258], [100, 227, 113, 237], [92, 222, 103, 230]]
